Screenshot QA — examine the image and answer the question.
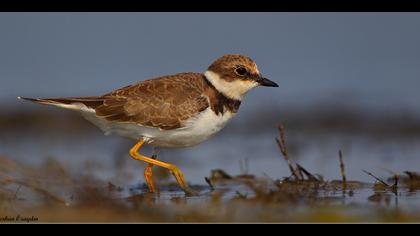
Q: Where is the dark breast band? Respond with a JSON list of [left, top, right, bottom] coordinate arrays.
[[202, 75, 241, 115]]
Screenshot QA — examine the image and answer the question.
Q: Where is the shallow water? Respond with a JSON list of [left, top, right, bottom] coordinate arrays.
[[2, 125, 420, 185], [2, 110, 420, 222]]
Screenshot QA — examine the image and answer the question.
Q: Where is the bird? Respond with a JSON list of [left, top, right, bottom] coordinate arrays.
[[18, 54, 278, 195]]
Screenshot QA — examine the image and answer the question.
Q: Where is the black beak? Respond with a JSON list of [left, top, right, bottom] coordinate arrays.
[[257, 77, 279, 87]]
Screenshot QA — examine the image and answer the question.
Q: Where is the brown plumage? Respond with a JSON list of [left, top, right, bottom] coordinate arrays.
[[18, 54, 280, 195], [208, 54, 260, 82], [19, 72, 241, 130]]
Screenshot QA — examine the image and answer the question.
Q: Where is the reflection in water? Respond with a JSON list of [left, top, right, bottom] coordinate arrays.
[[2, 111, 420, 185], [1, 107, 420, 221]]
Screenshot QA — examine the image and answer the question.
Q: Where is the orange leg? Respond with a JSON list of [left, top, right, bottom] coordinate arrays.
[[129, 139, 193, 195], [143, 148, 159, 193]]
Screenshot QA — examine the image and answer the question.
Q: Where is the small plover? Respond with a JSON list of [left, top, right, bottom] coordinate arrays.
[[18, 54, 278, 194]]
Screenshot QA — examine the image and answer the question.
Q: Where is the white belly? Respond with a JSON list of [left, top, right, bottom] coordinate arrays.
[[80, 107, 236, 148]]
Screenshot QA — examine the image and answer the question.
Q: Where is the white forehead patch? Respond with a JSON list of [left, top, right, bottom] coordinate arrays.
[[204, 70, 258, 101], [254, 63, 260, 74]]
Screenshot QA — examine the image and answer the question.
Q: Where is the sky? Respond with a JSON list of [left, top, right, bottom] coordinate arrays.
[[1, 12, 420, 115]]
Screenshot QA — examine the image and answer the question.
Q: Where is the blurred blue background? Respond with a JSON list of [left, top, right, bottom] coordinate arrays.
[[1, 13, 420, 184], [1, 13, 420, 112]]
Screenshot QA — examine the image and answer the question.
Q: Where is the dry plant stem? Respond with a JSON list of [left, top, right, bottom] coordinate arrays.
[[391, 175, 398, 195], [363, 170, 389, 187], [339, 150, 347, 190], [204, 177, 214, 191], [0, 170, 67, 205], [276, 124, 301, 181], [296, 166, 304, 181], [296, 164, 319, 182]]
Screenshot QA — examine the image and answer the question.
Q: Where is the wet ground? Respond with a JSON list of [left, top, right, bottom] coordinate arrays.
[[1, 107, 420, 222]]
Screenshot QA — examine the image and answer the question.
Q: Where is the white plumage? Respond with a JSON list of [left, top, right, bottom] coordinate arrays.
[[78, 105, 235, 148]]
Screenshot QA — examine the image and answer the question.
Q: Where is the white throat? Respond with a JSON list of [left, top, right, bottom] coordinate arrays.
[[204, 70, 258, 100]]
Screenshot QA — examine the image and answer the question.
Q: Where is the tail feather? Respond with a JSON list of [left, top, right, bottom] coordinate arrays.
[[17, 96, 104, 110]]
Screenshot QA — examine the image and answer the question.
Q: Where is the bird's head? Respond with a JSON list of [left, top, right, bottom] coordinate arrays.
[[205, 54, 278, 100]]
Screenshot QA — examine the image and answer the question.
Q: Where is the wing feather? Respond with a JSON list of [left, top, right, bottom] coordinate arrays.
[[95, 73, 209, 130], [19, 73, 210, 130]]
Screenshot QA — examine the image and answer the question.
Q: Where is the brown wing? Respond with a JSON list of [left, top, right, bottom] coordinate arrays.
[[94, 73, 210, 130]]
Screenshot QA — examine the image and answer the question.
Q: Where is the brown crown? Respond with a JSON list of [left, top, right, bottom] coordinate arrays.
[[207, 54, 259, 82]]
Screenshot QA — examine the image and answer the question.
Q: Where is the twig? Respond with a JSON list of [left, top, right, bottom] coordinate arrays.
[[204, 177, 214, 191], [235, 191, 247, 199], [296, 166, 304, 181], [339, 150, 347, 190], [296, 164, 319, 182], [13, 185, 22, 199], [404, 171, 420, 181], [363, 170, 389, 187], [276, 124, 301, 180], [0, 170, 67, 205], [390, 175, 398, 195]]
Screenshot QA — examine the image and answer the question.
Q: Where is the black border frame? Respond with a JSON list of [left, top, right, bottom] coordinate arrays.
[[1, 0, 420, 12]]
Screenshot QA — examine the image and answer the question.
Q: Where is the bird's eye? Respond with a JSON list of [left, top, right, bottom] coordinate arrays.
[[234, 67, 248, 76]]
